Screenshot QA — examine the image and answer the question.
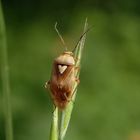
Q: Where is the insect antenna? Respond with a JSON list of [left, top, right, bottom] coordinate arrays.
[[72, 26, 93, 53], [55, 22, 68, 51]]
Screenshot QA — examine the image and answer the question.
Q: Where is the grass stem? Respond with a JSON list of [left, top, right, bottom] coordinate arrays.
[[50, 107, 59, 140], [0, 1, 13, 140]]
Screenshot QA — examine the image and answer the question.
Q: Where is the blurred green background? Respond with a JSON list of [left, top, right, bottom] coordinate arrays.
[[0, 0, 140, 140]]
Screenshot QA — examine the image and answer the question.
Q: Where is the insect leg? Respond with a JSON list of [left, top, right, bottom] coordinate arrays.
[[74, 57, 80, 63], [45, 81, 50, 89], [75, 66, 80, 70], [74, 66, 80, 76], [75, 77, 80, 84], [64, 93, 71, 102], [63, 93, 74, 105], [65, 93, 75, 105], [68, 84, 79, 104]]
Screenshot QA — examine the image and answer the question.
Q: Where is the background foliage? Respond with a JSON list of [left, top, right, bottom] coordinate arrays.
[[0, 0, 140, 140]]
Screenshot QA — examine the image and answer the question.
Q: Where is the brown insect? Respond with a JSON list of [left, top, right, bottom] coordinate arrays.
[[45, 23, 90, 109]]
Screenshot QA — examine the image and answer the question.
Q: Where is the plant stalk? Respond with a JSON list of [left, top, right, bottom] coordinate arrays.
[[50, 107, 59, 140], [0, 1, 13, 140]]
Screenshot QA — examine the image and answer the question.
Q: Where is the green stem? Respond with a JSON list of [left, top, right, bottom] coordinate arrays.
[[59, 95, 75, 140], [0, 1, 13, 140], [50, 107, 59, 140]]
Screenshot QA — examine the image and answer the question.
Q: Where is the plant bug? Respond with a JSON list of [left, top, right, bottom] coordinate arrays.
[[45, 23, 90, 109]]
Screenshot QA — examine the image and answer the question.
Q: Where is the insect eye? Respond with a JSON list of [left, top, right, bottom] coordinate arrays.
[[58, 64, 68, 74]]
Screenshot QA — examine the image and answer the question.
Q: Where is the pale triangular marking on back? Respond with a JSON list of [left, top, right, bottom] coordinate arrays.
[[58, 65, 67, 74]]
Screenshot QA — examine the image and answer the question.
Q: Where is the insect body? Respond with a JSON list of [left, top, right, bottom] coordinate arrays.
[[46, 51, 78, 109], [45, 23, 90, 109]]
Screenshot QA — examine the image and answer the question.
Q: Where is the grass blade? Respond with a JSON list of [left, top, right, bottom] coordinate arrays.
[[59, 18, 88, 140], [0, 1, 13, 140]]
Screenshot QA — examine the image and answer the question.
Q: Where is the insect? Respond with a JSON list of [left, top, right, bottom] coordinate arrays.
[[45, 23, 90, 109]]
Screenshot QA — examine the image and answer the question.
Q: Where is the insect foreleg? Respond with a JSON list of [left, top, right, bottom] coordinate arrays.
[[45, 81, 50, 89], [75, 77, 80, 84], [75, 66, 80, 74]]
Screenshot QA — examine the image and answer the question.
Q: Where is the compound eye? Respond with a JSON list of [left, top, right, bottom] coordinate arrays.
[[58, 65, 67, 74]]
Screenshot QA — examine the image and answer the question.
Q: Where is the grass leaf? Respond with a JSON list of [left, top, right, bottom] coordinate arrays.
[[0, 1, 13, 140], [59, 18, 88, 140]]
